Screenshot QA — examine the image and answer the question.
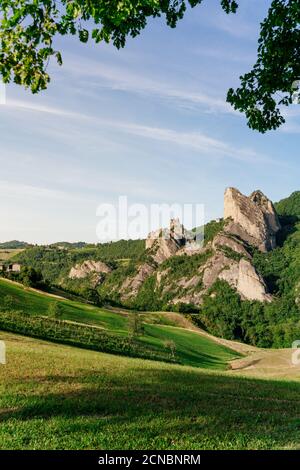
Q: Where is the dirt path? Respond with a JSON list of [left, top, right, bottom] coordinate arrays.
[[143, 313, 300, 379], [230, 348, 300, 380]]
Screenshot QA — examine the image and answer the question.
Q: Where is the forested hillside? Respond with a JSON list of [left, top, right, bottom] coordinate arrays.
[[15, 239, 145, 284]]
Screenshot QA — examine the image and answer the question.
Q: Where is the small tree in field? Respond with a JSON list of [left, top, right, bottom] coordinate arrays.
[[164, 340, 177, 360], [128, 313, 144, 338], [82, 287, 102, 306], [48, 301, 63, 320]]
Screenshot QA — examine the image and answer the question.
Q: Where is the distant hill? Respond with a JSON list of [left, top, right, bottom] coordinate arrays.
[[50, 242, 88, 249], [0, 240, 31, 249]]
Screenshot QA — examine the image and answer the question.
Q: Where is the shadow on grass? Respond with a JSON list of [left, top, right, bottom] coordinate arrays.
[[2, 367, 300, 449]]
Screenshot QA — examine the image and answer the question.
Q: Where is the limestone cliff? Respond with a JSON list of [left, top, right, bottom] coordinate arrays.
[[200, 187, 279, 302], [219, 258, 271, 302], [146, 218, 201, 264], [224, 187, 281, 252], [69, 260, 112, 286], [120, 263, 156, 301]]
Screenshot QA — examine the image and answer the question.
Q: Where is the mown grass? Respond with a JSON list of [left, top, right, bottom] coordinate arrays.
[[0, 279, 239, 369], [0, 279, 128, 332], [0, 332, 300, 450], [141, 325, 235, 369]]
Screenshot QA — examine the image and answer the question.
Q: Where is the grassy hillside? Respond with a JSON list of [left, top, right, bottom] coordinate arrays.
[[0, 249, 24, 262], [0, 278, 238, 369], [0, 279, 127, 332], [0, 332, 300, 450]]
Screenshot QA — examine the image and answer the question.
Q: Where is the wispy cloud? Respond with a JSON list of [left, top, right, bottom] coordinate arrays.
[[208, 6, 260, 41], [116, 123, 271, 163], [0, 179, 92, 203], [6, 99, 80, 118], [5, 99, 271, 164], [64, 57, 236, 115]]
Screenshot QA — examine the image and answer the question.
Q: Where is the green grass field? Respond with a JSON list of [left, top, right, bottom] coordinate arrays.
[[0, 332, 300, 450], [0, 278, 238, 369]]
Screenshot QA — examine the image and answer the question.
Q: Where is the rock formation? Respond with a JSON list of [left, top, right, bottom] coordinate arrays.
[[219, 258, 271, 302], [146, 218, 202, 264], [69, 260, 112, 286], [212, 233, 251, 259], [224, 187, 281, 252], [200, 187, 280, 302], [86, 187, 281, 308], [121, 263, 156, 301], [139, 187, 280, 305]]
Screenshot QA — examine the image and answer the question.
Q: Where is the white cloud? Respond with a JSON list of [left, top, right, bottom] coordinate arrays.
[[7, 99, 80, 118]]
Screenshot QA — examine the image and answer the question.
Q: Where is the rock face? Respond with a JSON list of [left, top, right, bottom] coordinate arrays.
[[121, 263, 155, 300], [203, 187, 280, 302], [224, 188, 281, 252], [212, 233, 251, 259], [146, 236, 181, 264], [69, 260, 112, 285], [143, 187, 279, 305], [219, 258, 271, 302], [146, 218, 202, 264]]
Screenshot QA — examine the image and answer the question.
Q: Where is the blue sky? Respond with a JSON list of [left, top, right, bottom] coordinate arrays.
[[0, 0, 299, 244]]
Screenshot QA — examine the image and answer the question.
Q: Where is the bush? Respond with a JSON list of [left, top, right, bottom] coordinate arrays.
[[48, 301, 63, 319]]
